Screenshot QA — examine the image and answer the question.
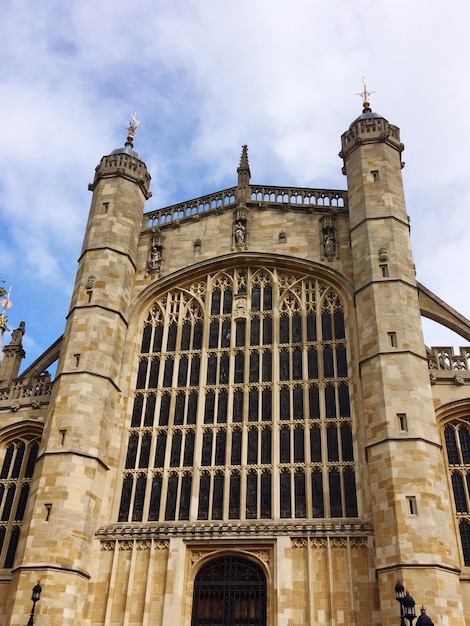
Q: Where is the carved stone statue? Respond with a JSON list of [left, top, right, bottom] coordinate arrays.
[[235, 220, 246, 246], [10, 321, 25, 345], [148, 243, 162, 273], [323, 225, 336, 256]]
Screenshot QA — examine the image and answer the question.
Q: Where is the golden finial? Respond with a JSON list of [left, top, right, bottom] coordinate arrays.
[[355, 77, 375, 109], [127, 112, 142, 143], [0, 287, 12, 331]]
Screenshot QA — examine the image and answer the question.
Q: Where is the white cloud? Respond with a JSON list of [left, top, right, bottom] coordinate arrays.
[[0, 0, 469, 366]]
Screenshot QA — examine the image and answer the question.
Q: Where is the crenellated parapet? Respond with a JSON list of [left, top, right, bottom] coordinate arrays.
[[88, 151, 152, 199], [339, 108, 404, 162]]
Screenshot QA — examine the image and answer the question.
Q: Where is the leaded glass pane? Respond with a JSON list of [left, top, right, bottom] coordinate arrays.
[[235, 353, 244, 383], [233, 390, 243, 422], [144, 394, 156, 427], [212, 473, 224, 519], [341, 424, 354, 461], [280, 471, 291, 518], [159, 395, 170, 426], [217, 391, 228, 423], [177, 357, 188, 387], [310, 426, 322, 462], [131, 395, 144, 427], [170, 431, 182, 467], [445, 426, 460, 464], [149, 359, 160, 388], [215, 431, 226, 466], [202, 431, 213, 466], [165, 474, 178, 521], [294, 470, 306, 518], [118, 476, 133, 522], [0, 446, 14, 479], [344, 468, 358, 516], [132, 475, 146, 522], [327, 426, 339, 462], [179, 474, 192, 520], [125, 434, 138, 469], [246, 472, 257, 518], [154, 434, 167, 468], [261, 429, 271, 464], [262, 389, 271, 421], [280, 429, 290, 463], [231, 430, 242, 465], [329, 470, 342, 517], [263, 285, 272, 310], [294, 427, 305, 462], [163, 358, 174, 387], [249, 389, 259, 422], [261, 472, 271, 518], [138, 433, 152, 468], [460, 426, 470, 464], [311, 470, 324, 517], [167, 323, 177, 351], [452, 472, 468, 513], [321, 310, 332, 340], [247, 429, 258, 464], [198, 474, 210, 520], [183, 431, 195, 467], [148, 475, 162, 521], [229, 473, 240, 518]]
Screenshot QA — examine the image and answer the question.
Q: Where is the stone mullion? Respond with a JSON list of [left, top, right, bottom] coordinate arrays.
[[271, 274, 281, 519]]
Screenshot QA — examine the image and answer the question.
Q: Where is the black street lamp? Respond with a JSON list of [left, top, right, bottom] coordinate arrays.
[[395, 581, 406, 626], [402, 592, 416, 626], [27, 582, 41, 626], [394, 582, 434, 626], [416, 606, 434, 626]]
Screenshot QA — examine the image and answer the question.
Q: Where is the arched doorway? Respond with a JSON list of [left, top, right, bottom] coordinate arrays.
[[191, 555, 267, 626]]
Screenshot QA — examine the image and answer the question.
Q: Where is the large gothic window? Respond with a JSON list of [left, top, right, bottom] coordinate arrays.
[[0, 436, 39, 568], [444, 419, 470, 565], [118, 267, 358, 522], [191, 556, 267, 626]]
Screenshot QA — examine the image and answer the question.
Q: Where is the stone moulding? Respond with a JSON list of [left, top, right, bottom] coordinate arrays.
[[96, 520, 372, 542]]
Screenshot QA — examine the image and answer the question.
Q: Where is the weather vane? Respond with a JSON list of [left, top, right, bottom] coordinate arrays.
[[355, 77, 375, 108], [127, 112, 142, 143]]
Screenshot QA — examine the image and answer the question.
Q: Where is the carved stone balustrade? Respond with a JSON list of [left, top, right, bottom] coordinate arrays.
[[0, 372, 53, 403]]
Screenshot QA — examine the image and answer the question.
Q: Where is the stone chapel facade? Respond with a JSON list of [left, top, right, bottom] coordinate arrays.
[[0, 103, 470, 625]]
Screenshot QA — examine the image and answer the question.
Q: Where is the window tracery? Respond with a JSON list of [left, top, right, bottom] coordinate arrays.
[[444, 420, 470, 565], [119, 267, 357, 523], [0, 436, 39, 568]]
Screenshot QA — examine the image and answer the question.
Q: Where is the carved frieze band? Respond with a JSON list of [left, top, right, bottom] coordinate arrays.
[[100, 539, 169, 551], [291, 536, 368, 549]]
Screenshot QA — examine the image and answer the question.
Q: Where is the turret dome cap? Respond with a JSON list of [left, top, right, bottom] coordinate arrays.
[[110, 141, 139, 158], [350, 105, 388, 129]]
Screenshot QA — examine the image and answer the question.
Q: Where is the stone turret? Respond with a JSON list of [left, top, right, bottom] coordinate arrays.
[[8, 119, 151, 625], [340, 95, 463, 625]]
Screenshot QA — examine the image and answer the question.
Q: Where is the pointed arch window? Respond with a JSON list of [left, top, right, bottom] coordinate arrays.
[[444, 419, 470, 566], [119, 268, 358, 523], [0, 437, 40, 568]]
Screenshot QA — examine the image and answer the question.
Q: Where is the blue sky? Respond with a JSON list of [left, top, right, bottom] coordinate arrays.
[[1, 0, 469, 370]]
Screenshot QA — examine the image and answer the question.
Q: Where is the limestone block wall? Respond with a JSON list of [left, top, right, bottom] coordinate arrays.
[[86, 535, 375, 626]]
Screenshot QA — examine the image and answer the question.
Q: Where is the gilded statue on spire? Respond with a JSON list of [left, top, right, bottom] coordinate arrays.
[[0, 285, 12, 331], [127, 112, 142, 143], [355, 77, 375, 109]]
